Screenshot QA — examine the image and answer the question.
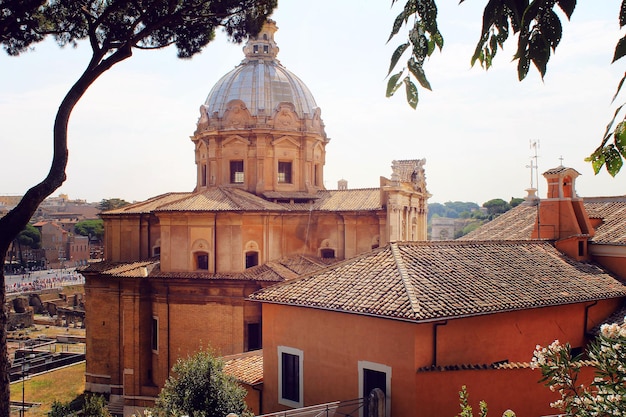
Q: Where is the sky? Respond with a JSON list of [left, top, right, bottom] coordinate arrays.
[[1, 1, 626, 205]]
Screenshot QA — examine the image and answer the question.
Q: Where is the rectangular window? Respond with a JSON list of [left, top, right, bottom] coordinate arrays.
[[278, 346, 303, 408], [278, 161, 292, 183], [151, 317, 158, 352], [314, 164, 319, 186], [358, 361, 391, 417], [246, 323, 261, 351], [230, 160, 244, 183], [201, 164, 207, 187], [196, 253, 209, 270]]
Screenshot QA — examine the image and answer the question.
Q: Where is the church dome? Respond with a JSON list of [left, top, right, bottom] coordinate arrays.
[[203, 20, 319, 118]]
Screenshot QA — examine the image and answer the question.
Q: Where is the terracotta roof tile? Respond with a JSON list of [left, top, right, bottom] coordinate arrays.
[[460, 196, 626, 245], [222, 350, 263, 385], [250, 241, 626, 322], [101, 192, 193, 215], [102, 187, 383, 215], [80, 255, 336, 283]]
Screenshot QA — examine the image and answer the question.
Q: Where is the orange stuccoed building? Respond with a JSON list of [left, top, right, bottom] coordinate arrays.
[[250, 166, 626, 417]]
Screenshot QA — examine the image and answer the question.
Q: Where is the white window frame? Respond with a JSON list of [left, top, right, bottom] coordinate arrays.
[[358, 360, 392, 417], [278, 346, 303, 408]]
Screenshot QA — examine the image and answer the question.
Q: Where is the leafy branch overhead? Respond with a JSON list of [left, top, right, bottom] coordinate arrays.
[[387, 0, 626, 177]]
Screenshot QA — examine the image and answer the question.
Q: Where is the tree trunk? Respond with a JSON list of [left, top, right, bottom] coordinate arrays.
[[0, 46, 132, 417]]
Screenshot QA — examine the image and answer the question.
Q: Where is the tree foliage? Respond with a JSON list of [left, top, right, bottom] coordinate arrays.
[[0, 2, 277, 416], [17, 223, 41, 250], [531, 319, 626, 416], [74, 219, 104, 241], [98, 198, 130, 212], [387, 0, 626, 177], [152, 349, 252, 417]]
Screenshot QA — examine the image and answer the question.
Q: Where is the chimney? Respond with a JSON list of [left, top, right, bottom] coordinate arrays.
[[532, 166, 594, 260]]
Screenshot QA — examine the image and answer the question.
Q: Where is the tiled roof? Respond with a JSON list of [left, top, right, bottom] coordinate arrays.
[[100, 187, 383, 215], [417, 359, 596, 373], [80, 255, 338, 283], [249, 241, 626, 322], [80, 259, 158, 277], [101, 193, 193, 215], [460, 196, 626, 245], [222, 350, 263, 385]]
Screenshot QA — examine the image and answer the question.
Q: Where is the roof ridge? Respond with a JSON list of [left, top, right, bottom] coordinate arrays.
[[390, 243, 420, 316]]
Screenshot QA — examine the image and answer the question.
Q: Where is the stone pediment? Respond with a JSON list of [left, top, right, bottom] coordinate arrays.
[[272, 135, 301, 148], [223, 135, 250, 146]]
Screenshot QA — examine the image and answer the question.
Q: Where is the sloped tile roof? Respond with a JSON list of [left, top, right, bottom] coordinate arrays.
[[222, 350, 263, 385], [460, 196, 626, 245], [101, 193, 193, 215], [80, 255, 338, 283], [249, 241, 626, 322], [100, 187, 383, 215]]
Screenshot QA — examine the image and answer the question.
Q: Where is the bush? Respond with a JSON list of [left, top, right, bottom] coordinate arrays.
[[531, 318, 626, 415]]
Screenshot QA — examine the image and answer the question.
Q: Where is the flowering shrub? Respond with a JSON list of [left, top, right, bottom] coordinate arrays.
[[531, 317, 626, 416]]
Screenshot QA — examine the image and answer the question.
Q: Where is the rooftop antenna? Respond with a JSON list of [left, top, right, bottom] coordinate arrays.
[[529, 140, 541, 238]]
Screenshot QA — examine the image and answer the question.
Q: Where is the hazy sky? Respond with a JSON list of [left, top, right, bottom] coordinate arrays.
[[1, 1, 625, 205]]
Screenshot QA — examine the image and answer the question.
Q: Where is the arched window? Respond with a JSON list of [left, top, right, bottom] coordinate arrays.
[[320, 248, 335, 259], [191, 239, 211, 271]]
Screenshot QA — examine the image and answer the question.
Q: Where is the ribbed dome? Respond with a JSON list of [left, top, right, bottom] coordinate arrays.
[[203, 21, 318, 118]]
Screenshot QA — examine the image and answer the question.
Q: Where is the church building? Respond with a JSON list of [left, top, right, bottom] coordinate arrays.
[[82, 20, 430, 415]]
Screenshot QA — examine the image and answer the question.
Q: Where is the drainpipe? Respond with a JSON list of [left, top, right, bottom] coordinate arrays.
[[432, 320, 448, 367], [584, 301, 598, 339]]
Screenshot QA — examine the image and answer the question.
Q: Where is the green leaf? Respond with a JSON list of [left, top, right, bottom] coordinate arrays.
[[403, 76, 419, 108], [387, 10, 406, 43], [408, 57, 432, 90], [388, 42, 410, 75], [584, 149, 602, 174], [556, 0, 577, 20], [611, 74, 626, 103], [386, 70, 404, 97], [613, 35, 626, 63], [604, 145, 624, 176], [615, 121, 626, 158]]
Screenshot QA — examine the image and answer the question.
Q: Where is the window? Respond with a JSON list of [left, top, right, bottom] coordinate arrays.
[[278, 346, 303, 408], [314, 164, 319, 186], [245, 251, 259, 269], [230, 160, 244, 183], [358, 361, 391, 417], [320, 248, 335, 259], [263, 45, 269, 53], [201, 164, 207, 186], [151, 317, 158, 352], [253, 44, 259, 53], [196, 252, 209, 270], [246, 323, 261, 351], [278, 161, 292, 183]]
